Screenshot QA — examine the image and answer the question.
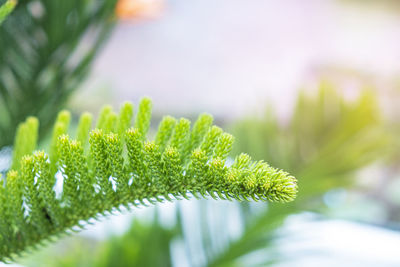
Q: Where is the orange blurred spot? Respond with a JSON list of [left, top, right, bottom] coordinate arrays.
[[116, 0, 164, 20]]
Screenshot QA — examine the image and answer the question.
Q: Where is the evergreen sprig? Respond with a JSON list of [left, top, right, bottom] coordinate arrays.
[[0, 0, 119, 147], [0, 98, 297, 262]]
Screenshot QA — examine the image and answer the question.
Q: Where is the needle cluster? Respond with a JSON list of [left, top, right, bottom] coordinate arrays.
[[0, 98, 297, 261]]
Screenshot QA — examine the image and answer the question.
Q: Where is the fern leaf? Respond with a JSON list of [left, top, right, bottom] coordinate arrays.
[[0, 98, 298, 261]]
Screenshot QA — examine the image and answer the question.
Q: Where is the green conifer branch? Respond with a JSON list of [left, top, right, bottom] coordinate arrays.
[[0, 98, 297, 262]]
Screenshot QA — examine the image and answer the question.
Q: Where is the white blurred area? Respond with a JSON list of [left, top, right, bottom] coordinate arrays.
[[277, 216, 400, 267], [74, 0, 400, 121]]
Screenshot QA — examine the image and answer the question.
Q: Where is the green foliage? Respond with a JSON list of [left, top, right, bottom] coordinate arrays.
[[95, 219, 175, 267], [0, 98, 297, 262], [196, 85, 389, 266], [0, 0, 118, 148], [23, 212, 176, 267], [0, 0, 16, 25], [233, 85, 387, 193], [10, 116, 39, 171]]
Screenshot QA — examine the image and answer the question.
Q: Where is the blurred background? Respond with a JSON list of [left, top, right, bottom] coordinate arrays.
[[1, 0, 400, 266]]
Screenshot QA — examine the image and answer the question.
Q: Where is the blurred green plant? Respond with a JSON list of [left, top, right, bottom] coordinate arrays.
[[340, 0, 400, 10], [197, 85, 389, 266], [0, 0, 16, 25], [0, 0, 118, 148], [23, 212, 177, 267], [95, 217, 175, 267], [0, 98, 297, 262]]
